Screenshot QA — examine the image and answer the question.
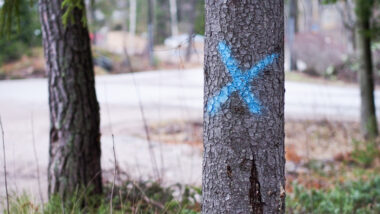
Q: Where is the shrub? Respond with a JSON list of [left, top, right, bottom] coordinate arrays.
[[287, 176, 380, 214]]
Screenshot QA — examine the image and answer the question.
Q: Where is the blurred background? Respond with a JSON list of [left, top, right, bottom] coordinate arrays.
[[1, 0, 380, 212]]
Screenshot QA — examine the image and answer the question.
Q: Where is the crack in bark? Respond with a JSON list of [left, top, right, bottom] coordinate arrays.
[[226, 165, 233, 179], [249, 158, 263, 214]]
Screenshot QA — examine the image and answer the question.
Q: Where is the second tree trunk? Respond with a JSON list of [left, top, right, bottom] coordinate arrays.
[[356, 0, 378, 139], [39, 0, 103, 199]]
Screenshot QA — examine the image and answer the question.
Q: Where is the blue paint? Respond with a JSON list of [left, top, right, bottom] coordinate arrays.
[[206, 41, 279, 116]]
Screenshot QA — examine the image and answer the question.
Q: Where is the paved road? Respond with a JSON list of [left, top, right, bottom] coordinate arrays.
[[1, 68, 380, 200]]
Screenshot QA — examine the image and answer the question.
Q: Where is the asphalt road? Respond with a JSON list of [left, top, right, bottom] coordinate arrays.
[[1, 68, 380, 200]]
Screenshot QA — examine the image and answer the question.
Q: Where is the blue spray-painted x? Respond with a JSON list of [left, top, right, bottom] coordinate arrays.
[[206, 41, 279, 116]]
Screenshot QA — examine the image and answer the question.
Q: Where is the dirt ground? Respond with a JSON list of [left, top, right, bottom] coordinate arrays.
[[148, 119, 378, 192], [149, 119, 361, 161]]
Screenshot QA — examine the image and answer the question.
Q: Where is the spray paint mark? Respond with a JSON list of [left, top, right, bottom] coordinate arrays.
[[206, 41, 279, 116]]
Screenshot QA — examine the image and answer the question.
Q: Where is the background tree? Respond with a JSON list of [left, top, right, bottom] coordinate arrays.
[[147, 0, 155, 66], [129, 0, 137, 54], [356, 0, 378, 138], [203, 0, 285, 213], [169, 0, 178, 37], [288, 0, 298, 71], [39, 0, 102, 199], [323, 0, 380, 138], [185, 0, 197, 62], [335, 0, 356, 53]]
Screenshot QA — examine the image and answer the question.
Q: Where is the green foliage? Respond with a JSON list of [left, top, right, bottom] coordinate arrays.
[[0, 0, 21, 36], [194, 0, 205, 35], [351, 140, 379, 167], [61, 0, 87, 26], [2, 181, 202, 214], [321, 0, 338, 4], [106, 180, 201, 213], [287, 176, 380, 214], [0, 0, 41, 65], [355, 0, 374, 20]]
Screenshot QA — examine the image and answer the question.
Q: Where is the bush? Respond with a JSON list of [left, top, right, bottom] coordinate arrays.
[[287, 176, 380, 214], [350, 140, 380, 168]]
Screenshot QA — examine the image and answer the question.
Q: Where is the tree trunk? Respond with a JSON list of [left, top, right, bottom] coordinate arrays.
[[169, 0, 179, 36], [129, 0, 137, 55], [356, 0, 378, 139], [203, 1, 285, 213], [289, 0, 298, 33], [39, 0, 102, 199], [288, 0, 297, 71], [185, 0, 197, 62], [147, 0, 155, 66]]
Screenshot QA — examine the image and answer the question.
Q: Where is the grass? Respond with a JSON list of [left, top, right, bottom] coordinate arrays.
[[286, 137, 380, 214], [5, 175, 380, 213], [3, 152, 380, 214], [1, 181, 201, 214], [350, 140, 380, 168], [286, 175, 380, 214]]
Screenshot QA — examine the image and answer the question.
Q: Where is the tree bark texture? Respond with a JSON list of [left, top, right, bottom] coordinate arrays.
[[203, 1, 285, 213], [356, 0, 378, 139], [39, 0, 103, 199]]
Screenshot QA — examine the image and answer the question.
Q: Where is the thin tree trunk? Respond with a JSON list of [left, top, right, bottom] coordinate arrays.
[[203, 1, 285, 213], [304, 0, 313, 31], [169, 0, 179, 36], [147, 0, 155, 66], [288, 0, 297, 71], [39, 0, 102, 199], [289, 0, 298, 33], [185, 0, 196, 62], [129, 0, 137, 55], [312, 0, 320, 30], [356, 0, 378, 138], [89, 0, 97, 45]]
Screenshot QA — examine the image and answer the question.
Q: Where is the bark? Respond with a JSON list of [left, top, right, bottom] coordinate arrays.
[[356, 0, 378, 139], [39, 0, 102, 199], [203, 1, 285, 213]]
